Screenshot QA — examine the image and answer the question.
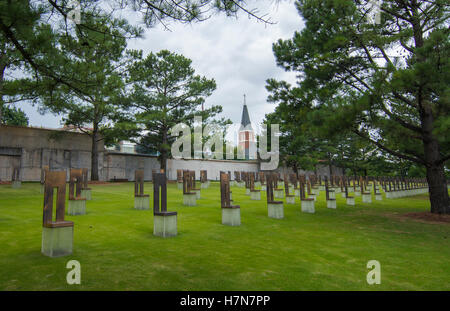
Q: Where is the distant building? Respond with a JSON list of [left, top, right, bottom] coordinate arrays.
[[238, 96, 257, 160], [59, 125, 93, 133], [116, 141, 137, 154]]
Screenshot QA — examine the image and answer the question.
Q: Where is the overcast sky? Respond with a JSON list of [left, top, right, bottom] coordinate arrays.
[[18, 0, 304, 129]]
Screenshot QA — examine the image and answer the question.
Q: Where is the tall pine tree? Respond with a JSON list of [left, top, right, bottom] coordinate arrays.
[[268, 0, 449, 213]]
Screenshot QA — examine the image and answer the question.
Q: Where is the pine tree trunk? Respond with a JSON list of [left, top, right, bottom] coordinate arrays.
[[160, 153, 167, 172], [159, 129, 168, 172], [426, 162, 449, 214], [91, 129, 99, 181], [420, 102, 449, 214], [422, 130, 449, 214], [411, 11, 449, 214], [0, 59, 6, 125]]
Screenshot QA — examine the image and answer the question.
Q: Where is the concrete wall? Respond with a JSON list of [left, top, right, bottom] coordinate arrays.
[[104, 152, 160, 181], [167, 158, 260, 181], [0, 125, 104, 181], [102, 156, 343, 181], [0, 125, 343, 181]]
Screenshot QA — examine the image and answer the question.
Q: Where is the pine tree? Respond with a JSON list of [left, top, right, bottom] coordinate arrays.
[[123, 50, 222, 171], [268, 0, 449, 213]]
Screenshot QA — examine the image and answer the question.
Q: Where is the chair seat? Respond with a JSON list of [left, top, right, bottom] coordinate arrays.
[[43, 220, 74, 228], [222, 205, 240, 209], [70, 197, 86, 201], [154, 211, 177, 216]]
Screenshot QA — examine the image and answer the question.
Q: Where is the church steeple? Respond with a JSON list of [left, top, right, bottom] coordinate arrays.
[[240, 94, 252, 129], [238, 94, 256, 160]]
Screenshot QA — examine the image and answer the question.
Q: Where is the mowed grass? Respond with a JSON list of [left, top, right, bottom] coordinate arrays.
[[0, 181, 449, 291]]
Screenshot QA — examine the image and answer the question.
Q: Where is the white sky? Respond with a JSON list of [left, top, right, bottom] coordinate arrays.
[[18, 0, 304, 129]]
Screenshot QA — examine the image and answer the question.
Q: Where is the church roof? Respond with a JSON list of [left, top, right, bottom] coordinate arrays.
[[240, 104, 252, 128]]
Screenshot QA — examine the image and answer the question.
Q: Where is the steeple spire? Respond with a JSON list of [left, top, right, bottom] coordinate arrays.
[[240, 94, 251, 128], [238, 94, 255, 160]]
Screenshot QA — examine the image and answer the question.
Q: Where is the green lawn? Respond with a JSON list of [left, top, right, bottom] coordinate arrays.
[[0, 181, 449, 291]]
